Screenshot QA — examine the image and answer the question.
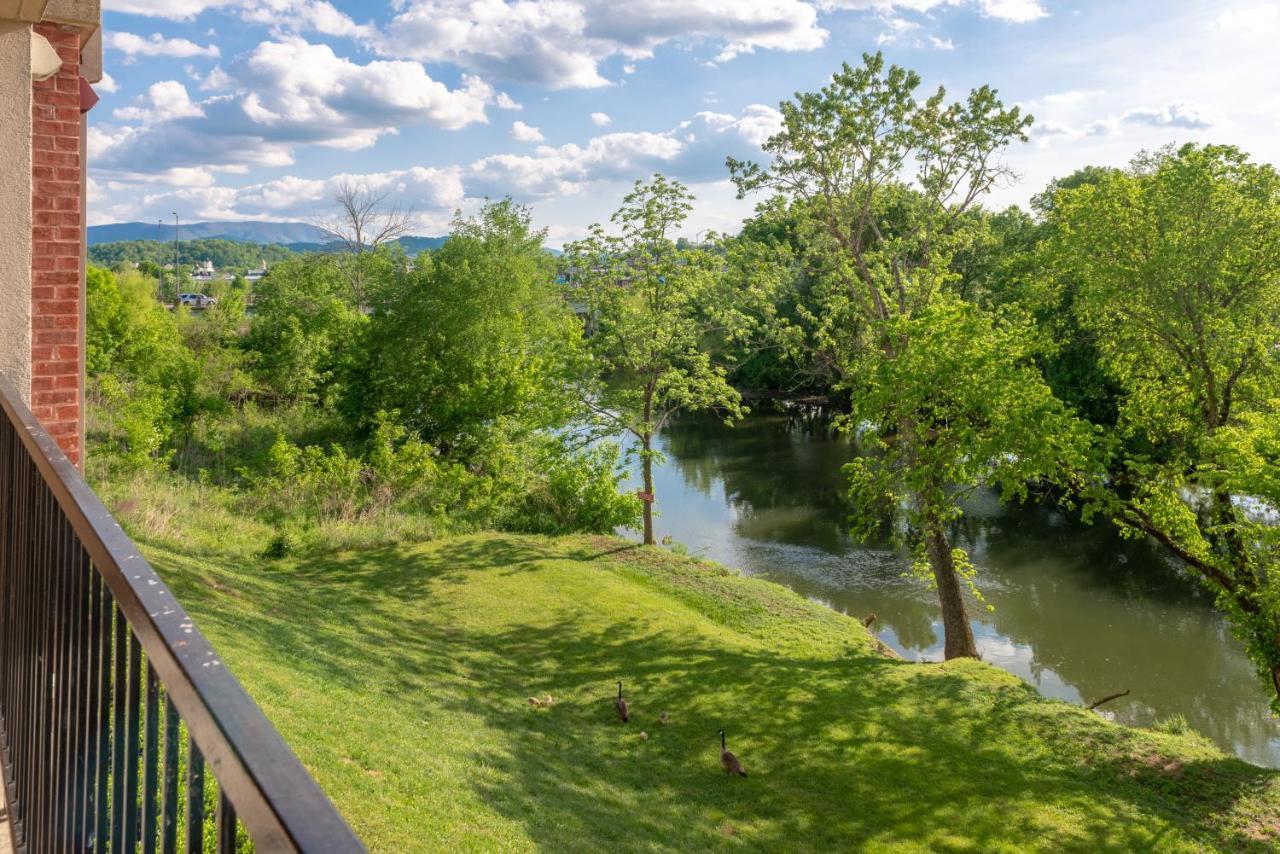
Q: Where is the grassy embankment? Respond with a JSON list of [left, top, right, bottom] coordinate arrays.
[[98, 475, 1280, 852]]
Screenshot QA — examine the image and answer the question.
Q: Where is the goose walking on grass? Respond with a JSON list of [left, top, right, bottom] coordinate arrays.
[[719, 729, 747, 777], [616, 681, 630, 723]]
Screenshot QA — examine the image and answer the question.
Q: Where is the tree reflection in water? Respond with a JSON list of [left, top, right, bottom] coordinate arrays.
[[631, 410, 1280, 767]]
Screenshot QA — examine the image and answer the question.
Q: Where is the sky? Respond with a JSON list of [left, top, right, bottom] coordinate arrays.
[[91, 0, 1280, 245]]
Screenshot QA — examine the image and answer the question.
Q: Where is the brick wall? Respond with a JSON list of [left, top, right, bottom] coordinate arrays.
[[31, 23, 83, 466]]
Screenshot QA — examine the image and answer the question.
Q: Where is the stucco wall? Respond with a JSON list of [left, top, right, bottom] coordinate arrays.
[[0, 20, 32, 401]]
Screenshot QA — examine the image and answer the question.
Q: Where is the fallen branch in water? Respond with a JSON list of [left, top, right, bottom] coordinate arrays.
[[1087, 689, 1130, 711]]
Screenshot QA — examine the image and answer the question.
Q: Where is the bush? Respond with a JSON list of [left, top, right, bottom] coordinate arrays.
[[262, 527, 299, 559], [507, 441, 641, 535], [1153, 714, 1191, 736]]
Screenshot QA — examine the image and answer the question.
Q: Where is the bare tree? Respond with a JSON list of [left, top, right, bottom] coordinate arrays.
[[313, 181, 415, 310], [315, 180, 415, 253]]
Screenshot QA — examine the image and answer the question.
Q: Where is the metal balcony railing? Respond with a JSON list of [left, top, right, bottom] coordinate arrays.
[[0, 375, 364, 853]]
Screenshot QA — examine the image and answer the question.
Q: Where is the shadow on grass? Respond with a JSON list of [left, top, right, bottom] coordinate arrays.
[[149, 534, 1279, 852]]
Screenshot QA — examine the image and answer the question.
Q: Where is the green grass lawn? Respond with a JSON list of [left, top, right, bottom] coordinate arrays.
[[121, 513, 1279, 852]]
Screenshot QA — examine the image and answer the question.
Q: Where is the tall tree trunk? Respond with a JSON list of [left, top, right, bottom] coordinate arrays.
[[924, 516, 978, 660], [641, 432, 655, 546]]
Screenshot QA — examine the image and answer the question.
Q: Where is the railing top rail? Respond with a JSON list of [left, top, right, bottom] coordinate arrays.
[[0, 375, 364, 853]]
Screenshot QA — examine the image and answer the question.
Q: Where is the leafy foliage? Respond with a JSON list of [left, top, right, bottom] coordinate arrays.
[[89, 238, 294, 271], [245, 254, 367, 403], [729, 52, 1089, 658], [86, 266, 198, 467], [350, 200, 583, 451], [1044, 143, 1280, 707], [565, 175, 779, 543]]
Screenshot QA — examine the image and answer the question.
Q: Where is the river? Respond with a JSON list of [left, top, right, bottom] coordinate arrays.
[[621, 411, 1280, 768]]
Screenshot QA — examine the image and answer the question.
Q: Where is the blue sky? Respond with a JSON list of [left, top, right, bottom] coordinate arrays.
[[92, 1, 1280, 244]]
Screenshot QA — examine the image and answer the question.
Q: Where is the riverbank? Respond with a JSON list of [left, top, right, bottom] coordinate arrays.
[[105, 490, 1280, 851]]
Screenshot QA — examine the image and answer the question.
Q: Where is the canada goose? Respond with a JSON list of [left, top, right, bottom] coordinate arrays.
[[719, 729, 747, 777], [616, 681, 630, 723], [862, 613, 877, 628]]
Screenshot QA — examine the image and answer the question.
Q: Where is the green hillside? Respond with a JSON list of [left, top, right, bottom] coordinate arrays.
[[100, 492, 1279, 853]]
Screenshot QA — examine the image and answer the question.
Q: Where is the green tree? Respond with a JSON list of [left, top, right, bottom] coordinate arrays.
[[566, 175, 775, 545], [245, 255, 365, 403], [350, 199, 583, 451], [1045, 144, 1280, 707], [729, 53, 1092, 659], [85, 265, 197, 466]]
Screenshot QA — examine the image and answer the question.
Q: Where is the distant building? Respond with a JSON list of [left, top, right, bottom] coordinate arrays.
[[193, 259, 216, 280], [245, 259, 269, 281]]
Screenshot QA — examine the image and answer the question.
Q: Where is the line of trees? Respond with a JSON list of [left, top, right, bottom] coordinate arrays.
[[702, 54, 1277, 707], [84, 52, 1279, 710]]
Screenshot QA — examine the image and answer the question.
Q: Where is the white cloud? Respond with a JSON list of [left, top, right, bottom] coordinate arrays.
[[103, 0, 238, 17], [820, 1, 1045, 24], [468, 104, 782, 198], [97, 72, 119, 93], [375, 0, 827, 89], [975, 0, 1046, 22], [1027, 100, 1221, 144], [105, 32, 220, 59], [1212, 3, 1279, 31], [928, 35, 955, 49], [1121, 101, 1219, 130], [238, 37, 493, 133], [495, 92, 522, 110], [590, 111, 612, 126], [113, 81, 205, 123], [511, 120, 545, 142], [239, 0, 376, 40], [91, 37, 497, 179], [93, 104, 779, 228], [194, 65, 233, 91], [1037, 89, 1105, 106]]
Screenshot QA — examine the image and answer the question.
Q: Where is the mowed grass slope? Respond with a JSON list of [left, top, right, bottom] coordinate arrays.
[[126, 522, 1279, 852]]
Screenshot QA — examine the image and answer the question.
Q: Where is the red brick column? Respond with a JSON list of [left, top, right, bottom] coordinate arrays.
[[31, 23, 83, 466]]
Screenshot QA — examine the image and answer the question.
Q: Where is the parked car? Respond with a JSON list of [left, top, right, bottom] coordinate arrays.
[[178, 293, 217, 308]]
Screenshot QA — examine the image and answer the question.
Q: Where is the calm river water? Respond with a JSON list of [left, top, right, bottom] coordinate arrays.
[[622, 411, 1280, 768]]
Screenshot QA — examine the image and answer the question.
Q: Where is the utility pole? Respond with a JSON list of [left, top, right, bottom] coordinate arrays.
[[172, 212, 180, 305]]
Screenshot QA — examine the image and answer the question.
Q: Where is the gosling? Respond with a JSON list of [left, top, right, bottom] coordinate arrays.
[[615, 681, 630, 723], [719, 729, 747, 777]]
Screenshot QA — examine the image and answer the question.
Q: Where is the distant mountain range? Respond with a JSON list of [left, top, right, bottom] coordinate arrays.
[[87, 220, 448, 254], [89, 220, 329, 245]]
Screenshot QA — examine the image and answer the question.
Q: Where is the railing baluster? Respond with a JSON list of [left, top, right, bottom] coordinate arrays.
[[49, 513, 66, 854], [143, 662, 161, 854], [49, 512, 71, 854], [215, 790, 236, 854], [0, 416, 10, 822], [19, 471, 39, 846], [81, 567, 102, 850], [185, 739, 205, 854], [33, 477, 53, 850], [93, 586, 114, 852], [0, 376, 362, 852], [123, 633, 143, 852], [160, 697, 179, 854], [65, 544, 87, 851], [111, 603, 126, 854]]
